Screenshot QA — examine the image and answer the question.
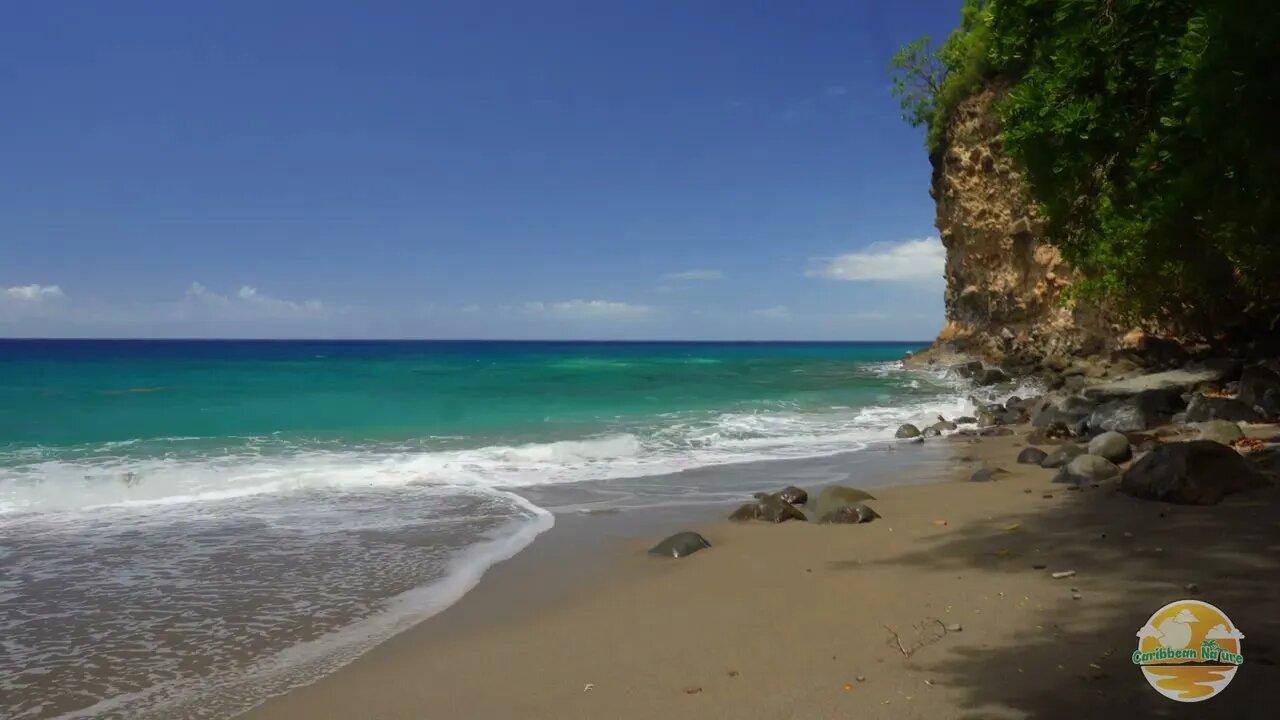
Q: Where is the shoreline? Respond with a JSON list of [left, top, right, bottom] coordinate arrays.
[[239, 420, 1280, 719]]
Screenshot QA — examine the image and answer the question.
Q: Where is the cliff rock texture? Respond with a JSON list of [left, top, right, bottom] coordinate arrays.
[[917, 86, 1118, 367]]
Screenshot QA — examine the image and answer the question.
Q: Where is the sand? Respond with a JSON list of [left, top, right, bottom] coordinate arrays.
[[241, 430, 1280, 720]]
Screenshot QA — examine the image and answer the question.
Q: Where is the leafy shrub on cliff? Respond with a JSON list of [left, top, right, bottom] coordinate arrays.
[[892, 0, 1280, 328]]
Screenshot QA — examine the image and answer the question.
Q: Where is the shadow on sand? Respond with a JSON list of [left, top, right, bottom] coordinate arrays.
[[867, 476, 1280, 719]]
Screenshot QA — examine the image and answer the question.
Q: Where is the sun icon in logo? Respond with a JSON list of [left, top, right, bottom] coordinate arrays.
[[1133, 599, 1245, 702]]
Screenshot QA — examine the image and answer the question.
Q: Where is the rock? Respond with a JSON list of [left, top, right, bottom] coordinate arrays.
[[976, 406, 1003, 427], [1185, 394, 1263, 423], [1062, 375, 1087, 393], [999, 409, 1028, 425], [1025, 427, 1069, 445], [976, 368, 1009, 386], [950, 360, 985, 379], [1193, 419, 1244, 446], [1017, 447, 1049, 464], [955, 416, 977, 425], [979, 426, 1014, 437], [1121, 441, 1258, 505], [814, 485, 878, 518], [932, 416, 958, 432], [970, 467, 1006, 482], [946, 623, 963, 632], [1087, 431, 1133, 463], [1005, 395, 1024, 411], [922, 426, 941, 438], [1040, 444, 1085, 468], [729, 503, 763, 521], [776, 486, 808, 505], [818, 502, 880, 524], [648, 531, 711, 558], [759, 496, 807, 522], [1032, 407, 1088, 434], [1053, 454, 1121, 484], [895, 423, 922, 439], [1085, 389, 1184, 434], [1083, 368, 1232, 400], [1238, 365, 1280, 419], [1051, 570, 1076, 579]]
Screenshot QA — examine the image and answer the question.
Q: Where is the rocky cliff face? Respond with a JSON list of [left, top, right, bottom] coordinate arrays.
[[918, 85, 1118, 366]]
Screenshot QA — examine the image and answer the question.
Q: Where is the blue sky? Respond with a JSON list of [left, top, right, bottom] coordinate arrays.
[[1, 1, 960, 340]]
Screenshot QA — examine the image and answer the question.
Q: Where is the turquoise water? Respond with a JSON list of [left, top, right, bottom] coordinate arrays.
[[1, 340, 975, 720], [3, 340, 929, 448]]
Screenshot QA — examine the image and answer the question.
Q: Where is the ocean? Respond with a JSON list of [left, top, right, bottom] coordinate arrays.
[[0, 339, 974, 719]]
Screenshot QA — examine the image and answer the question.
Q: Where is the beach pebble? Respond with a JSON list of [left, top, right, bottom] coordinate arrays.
[[818, 502, 880, 524], [1185, 583, 1201, 594], [1033, 563, 1047, 569], [1071, 590, 1083, 600], [946, 623, 963, 632], [647, 531, 712, 558], [683, 686, 702, 695], [1017, 447, 1049, 465], [969, 467, 1007, 483], [856, 675, 866, 682], [1051, 570, 1076, 579]]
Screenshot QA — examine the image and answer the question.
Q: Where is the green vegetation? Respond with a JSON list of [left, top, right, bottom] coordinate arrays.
[[892, 1, 1280, 328]]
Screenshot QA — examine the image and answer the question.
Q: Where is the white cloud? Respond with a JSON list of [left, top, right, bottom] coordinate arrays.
[[185, 283, 327, 319], [3, 284, 64, 302], [1205, 624, 1245, 640], [1136, 625, 1163, 639], [1173, 609, 1199, 624], [663, 270, 723, 281], [809, 237, 945, 282], [753, 305, 791, 320], [522, 299, 654, 321]]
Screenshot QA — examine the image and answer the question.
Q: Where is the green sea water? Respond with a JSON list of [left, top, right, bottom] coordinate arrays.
[[1, 339, 978, 720]]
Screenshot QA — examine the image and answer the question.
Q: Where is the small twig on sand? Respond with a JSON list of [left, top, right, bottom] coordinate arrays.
[[882, 623, 911, 657], [883, 618, 950, 659]]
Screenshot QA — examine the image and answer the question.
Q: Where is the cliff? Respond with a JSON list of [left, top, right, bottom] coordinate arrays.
[[914, 85, 1120, 368]]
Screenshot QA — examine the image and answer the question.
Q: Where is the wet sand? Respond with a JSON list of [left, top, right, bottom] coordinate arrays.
[[242, 430, 1280, 720]]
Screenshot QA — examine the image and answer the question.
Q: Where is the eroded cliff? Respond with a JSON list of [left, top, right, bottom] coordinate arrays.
[[919, 86, 1119, 366]]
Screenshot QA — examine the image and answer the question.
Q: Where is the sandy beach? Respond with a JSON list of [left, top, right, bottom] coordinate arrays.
[[242, 429, 1280, 720]]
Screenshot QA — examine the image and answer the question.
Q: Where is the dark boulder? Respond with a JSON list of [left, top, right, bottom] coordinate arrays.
[[755, 486, 808, 505], [1087, 431, 1133, 463], [951, 360, 985, 379], [1120, 441, 1257, 505], [975, 368, 1010, 386], [818, 502, 880, 524], [1053, 454, 1121, 484], [1025, 428, 1067, 446], [814, 485, 878, 518], [729, 496, 807, 523], [955, 416, 977, 425], [895, 423, 921, 439], [933, 416, 958, 432], [979, 426, 1015, 437], [1238, 366, 1280, 419], [922, 426, 941, 438], [1184, 394, 1263, 423], [1085, 389, 1184, 435], [648, 531, 711, 558], [1040, 444, 1085, 469], [970, 467, 1007, 482], [1017, 447, 1049, 465]]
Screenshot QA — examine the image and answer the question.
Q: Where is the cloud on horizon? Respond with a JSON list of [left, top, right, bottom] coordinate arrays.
[[184, 283, 328, 319], [663, 270, 723, 281], [808, 237, 945, 282], [521, 299, 655, 321], [3, 284, 64, 303]]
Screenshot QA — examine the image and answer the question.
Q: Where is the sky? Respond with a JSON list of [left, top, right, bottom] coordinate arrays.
[[1, 1, 963, 340]]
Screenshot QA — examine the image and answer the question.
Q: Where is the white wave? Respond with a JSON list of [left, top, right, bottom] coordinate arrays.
[[0, 363, 979, 517]]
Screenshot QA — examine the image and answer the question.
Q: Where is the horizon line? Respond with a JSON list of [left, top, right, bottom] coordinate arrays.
[[0, 337, 934, 344]]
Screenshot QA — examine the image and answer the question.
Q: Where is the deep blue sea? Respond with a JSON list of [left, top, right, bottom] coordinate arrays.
[[1, 340, 978, 719]]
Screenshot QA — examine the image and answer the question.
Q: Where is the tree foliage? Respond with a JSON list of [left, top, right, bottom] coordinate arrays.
[[891, 0, 1280, 328]]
